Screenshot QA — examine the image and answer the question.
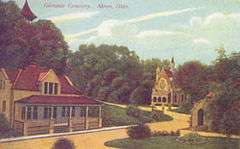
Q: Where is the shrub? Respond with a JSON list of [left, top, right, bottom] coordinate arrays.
[[52, 138, 75, 149], [177, 133, 207, 144], [152, 130, 180, 136], [126, 105, 141, 118], [0, 113, 17, 138], [220, 107, 240, 136], [151, 111, 163, 121], [127, 124, 151, 139]]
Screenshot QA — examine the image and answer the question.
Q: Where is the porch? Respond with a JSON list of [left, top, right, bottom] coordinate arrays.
[[14, 96, 102, 136]]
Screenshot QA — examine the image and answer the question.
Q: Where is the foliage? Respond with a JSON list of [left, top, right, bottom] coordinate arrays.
[[52, 138, 75, 149], [102, 105, 149, 127], [127, 124, 151, 139], [220, 105, 240, 135], [177, 133, 208, 144], [126, 105, 141, 118], [152, 130, 180, 136], [105, 136, 240, 149], [0, 113, 17, 138], [0, 1, 68, 73]]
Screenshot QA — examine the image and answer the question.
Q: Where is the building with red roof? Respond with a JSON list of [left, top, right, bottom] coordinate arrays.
[[151, 57, 189, 106], [0, 65, 102, 136], [21, 0, 37, 21]]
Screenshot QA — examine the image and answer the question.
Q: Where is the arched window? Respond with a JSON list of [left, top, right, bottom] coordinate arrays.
[[174, 94, 177, 102], [157, 97, 161, 102], [168, 93, 171, 103], [162, 97, 167, 103], [181, 94, 184, 102], [197, 109, 204, 126], [153, 97, 157, 102]]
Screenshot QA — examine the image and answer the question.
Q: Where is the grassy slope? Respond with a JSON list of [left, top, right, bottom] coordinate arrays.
[[102, 105, 173, 127], [105, 136, 240, 149]]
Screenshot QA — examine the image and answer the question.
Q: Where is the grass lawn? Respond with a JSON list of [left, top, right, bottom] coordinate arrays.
[[102, 105, 173, 127], [105, 136, 240, 149]]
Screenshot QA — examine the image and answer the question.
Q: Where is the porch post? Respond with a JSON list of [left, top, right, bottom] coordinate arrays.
[[68, 106, 73, 132], [23, 105, 28, 136], [49, 106, 54, 134], [85, 106, 89, 130], [98, 106, 102, 128]]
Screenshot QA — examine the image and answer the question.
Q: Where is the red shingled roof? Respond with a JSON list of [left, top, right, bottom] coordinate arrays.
[[21, 0, 37, 21], [16, 95, 101, 105], [4, 65, 80, 94], [5, 69, 19, 83]]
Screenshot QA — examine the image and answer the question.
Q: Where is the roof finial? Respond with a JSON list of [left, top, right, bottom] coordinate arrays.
[[21, 0, 37, 21]]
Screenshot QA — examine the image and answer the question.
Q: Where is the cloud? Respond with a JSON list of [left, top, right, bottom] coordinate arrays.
[[48, 11, 99, 24], [136, 30, 188, 38], [65, 7, 201, 42], [127, 7, 202, 24], [193, 38, 210, 45]]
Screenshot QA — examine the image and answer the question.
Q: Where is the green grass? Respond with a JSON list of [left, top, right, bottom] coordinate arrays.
[[105, 136, 240, 149], [102, 105, 173, 127]]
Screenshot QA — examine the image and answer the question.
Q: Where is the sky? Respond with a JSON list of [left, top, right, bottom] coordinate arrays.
[[13, 0, 240, 64]]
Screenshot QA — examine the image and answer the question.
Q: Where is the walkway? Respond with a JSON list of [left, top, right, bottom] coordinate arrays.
[[0, 104, 190, 149]]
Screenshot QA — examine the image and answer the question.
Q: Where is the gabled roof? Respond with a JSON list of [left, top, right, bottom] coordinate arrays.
[[3, 65, 80, 94], [21, 0, 37, 21], [16, 95, 101, 105], [5, 69, 19, 83]]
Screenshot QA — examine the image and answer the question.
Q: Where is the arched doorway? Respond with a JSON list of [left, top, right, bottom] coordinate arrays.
[[197, 109, 204, 126]]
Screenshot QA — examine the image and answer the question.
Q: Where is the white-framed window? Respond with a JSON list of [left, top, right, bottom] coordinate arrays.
[[43, 82, 59, 95], [2, 100, 6, 112], [0, 80, 5, 89]]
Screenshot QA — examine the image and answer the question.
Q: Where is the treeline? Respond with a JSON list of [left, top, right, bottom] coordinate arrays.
[[68, 44, 170, 104]]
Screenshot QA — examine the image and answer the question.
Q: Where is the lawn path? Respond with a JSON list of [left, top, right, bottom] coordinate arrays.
[[0, 102, 190, 149]]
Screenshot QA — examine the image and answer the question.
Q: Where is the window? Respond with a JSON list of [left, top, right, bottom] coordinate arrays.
[[44, 82, 59, 95], [79, 107, 85, 117], [0, 80, 5, 89], [44, 107, 49, 119], [72, 107, 75, 117], [21, 107, 26, 120], [2, 101, 6, 112], [66, 107, 70, 117], [49, 83, 53, 94], [54, 83, 58, 95], [33, 106, 38, 119], [48, 107, 52, 118], [27, 106, 32, 120], [44, 82, 48, 94], [53, 107, 57, 118], [62, 106, 66, 117]]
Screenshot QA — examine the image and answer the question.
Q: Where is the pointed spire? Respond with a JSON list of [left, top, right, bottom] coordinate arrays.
[[171, 56, 175, 64], [21, 0, 37, 21]]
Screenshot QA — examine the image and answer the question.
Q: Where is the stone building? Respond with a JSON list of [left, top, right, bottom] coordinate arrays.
[[191, 92, 215, 129], [151, 57, 189, 106]]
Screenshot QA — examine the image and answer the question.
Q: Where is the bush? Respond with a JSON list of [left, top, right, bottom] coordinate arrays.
[[152, 130, 180, 136], [126, 105, 141, 118], [0, 114, 17, 138], [177, 133, 207, 144], [52, 138, 75, 149], [127, 124, 151, 139], [151, 111, 163, 121]]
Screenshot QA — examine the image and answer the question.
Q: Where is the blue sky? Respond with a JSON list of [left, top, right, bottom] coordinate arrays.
[[14, 0, 240, 64]]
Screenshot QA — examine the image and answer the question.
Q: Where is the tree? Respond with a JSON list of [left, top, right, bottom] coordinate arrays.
[[0, 1, 68, 73], [176, 61, 210, 103]]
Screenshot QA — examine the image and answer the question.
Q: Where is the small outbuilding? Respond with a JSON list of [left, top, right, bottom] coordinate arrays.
[[191, 92, 215, 129]]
